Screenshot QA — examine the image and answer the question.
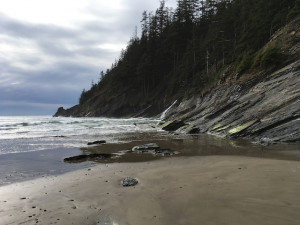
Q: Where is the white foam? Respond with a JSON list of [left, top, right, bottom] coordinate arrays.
[[0, 116, 160, 155]]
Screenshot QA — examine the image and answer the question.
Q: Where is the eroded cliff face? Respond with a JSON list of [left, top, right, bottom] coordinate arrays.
[[162, 19, 300, 143], [161, 19, 300, 142], [161, 60, 300, 142]]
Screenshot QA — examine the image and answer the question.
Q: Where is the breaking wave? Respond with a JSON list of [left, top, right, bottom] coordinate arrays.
[[0, 116, 161, 155]]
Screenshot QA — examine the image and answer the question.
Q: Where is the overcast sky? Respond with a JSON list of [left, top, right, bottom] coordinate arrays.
[[0, 0, 177, 116]]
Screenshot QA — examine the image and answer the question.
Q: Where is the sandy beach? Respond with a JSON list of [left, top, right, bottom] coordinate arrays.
[[1, 154, 300, 225]]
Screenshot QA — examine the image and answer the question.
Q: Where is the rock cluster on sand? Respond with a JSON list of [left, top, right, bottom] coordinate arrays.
[[63, 143, 175, 164], [132, 143, 175, 156], [132, 143, 160, 151]]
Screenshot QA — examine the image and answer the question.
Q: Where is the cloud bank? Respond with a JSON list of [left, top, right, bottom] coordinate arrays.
[[0, 0, 177, 115]]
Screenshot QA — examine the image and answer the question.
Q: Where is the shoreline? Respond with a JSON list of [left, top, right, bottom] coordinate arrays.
[[1, 155, 300, 225], [1, 132, 300, 187]]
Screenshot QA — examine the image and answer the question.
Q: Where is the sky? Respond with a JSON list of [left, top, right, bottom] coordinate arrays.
[[0, 0, 177, 116]]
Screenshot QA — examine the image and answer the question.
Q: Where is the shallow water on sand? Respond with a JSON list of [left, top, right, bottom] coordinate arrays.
[[0, 116, 299, 186], [78, 132, 300, 163], [0, 116, 160, 185]]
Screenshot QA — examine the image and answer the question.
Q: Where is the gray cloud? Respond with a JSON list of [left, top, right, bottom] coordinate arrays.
[[0, 0, 177, 115]]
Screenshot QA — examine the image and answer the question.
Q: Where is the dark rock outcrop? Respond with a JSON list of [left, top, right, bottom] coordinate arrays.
[[53, 105, 81, 117], [54, 107, 66, 116], [64, 154, 112, 163], [87, 140, 106, 145], [160, 120, 186, 132]]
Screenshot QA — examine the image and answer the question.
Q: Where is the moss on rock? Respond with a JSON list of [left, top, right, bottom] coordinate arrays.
[[228, 120, 257, 135]]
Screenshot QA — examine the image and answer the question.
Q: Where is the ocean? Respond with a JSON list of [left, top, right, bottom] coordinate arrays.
[[0, 116, 160, 185], [0, 116, 161, 154]]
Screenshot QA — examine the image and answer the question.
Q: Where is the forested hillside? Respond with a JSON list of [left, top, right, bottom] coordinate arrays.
[[55, 0, 300, 118]]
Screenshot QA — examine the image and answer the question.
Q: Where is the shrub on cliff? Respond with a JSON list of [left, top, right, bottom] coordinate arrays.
[[252, 45, 283, 69], [260, 45, 283, 67], [236, 50, 255, 73]]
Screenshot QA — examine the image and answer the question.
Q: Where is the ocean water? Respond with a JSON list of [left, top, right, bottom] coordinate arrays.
[[0, 116, 160, 155], [0, 116, 160, 185]]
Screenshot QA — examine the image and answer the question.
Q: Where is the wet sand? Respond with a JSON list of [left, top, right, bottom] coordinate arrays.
[[2, 133, 300, 186], [1, 154, 300, 225]]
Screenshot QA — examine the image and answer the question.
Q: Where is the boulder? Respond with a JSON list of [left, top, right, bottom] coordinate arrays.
[[122, 177, 138, 187]]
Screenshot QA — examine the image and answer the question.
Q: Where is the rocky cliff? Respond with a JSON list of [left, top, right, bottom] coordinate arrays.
[[161, 60, 300, 142], [160, 19, 300, 143]]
